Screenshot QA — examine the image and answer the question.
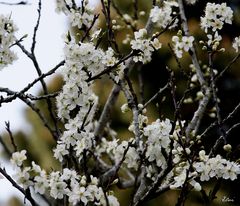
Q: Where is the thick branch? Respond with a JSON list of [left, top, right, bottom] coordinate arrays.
[[94, 15, 155, 139]]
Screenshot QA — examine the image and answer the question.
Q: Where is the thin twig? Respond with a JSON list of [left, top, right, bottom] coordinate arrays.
[[5, 121, 18, 152], [31, 0, 41, 54], [99, 140, 133, 189], [143, 82, 169, 109], [201, 101, 240, 139], [0, 60, 65, 105], [87, 50, 136, 82], [210, 122, 240, 156], [81, 14, 100, 42], [0, 87, 59, 140], [133, 0, 138, 20], [214, 52, 240, 81], [0, 1, 29, 5], [209, 52, 227, 144]]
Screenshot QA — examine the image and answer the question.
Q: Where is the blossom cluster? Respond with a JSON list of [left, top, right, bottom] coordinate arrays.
[[200, 3, 233, 33], [130, 28, 161, 63], [150, 2, 178, 29], [172, 33, 194, 58], [52, 29, 121, 204], [144, 119, 172, 168], [169, 148, 240, 191], [55, 40, 120, 162], [56, 0, 95, 29], [0, 14, 18, 70], [194, 150, 240, 181], [10, 151, 119, 205], [97, 137, 140, 170]]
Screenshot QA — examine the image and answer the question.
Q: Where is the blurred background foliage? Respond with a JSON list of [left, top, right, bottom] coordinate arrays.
[[1, 0, 240, 205]]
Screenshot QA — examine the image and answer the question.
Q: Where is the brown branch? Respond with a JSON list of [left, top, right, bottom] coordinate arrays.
[[209, 52, 227, 143], [214, 52, 240, 81], [5, 121, 18, 152], [81, 14, 100, 42], [210, 122, 240, 156], [0, 167, 39, 206], [99, 141, 133, 189], [0, 60, 64, 105], [178, 0, 211, 138], [86, 50, 136, 82], [201, 101, 240, 138], [143, 82, 169, 109], [16, 1, 60, 138], [94, 15, 155, 140], [31, 0, 41, 54], [1, 88, 58, 140], [178, 0, 205, 87]]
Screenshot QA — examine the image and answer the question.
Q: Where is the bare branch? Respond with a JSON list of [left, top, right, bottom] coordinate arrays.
[[5, 121, 18, 152], [31, 0, 41, 54], [0, 1, 29, 5]]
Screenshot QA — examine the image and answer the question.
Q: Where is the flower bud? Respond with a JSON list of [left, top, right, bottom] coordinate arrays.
[[223, 144, 232, 152]]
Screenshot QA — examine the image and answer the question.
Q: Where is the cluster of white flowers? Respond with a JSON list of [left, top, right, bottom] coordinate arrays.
[[11, 153, 48, 190], [0, 15, 18, 70], [232, 36, 240, 53], [11, 151, 119, 205], [169, 148, 240, 192], [150, 2, 178, 29], [143, 119, 172, 168], [56, 0, 95, 29], [55, 40, 121, 163], [205, 32, 222, 51], [200, 3, 233, 33], [193, 150, 240, 181], [170, 162, 201, 191], [96, 138, 139, 170], [172, 34, 194, 58], [10, 150, 27, 167], [130, 28, 161, 63]]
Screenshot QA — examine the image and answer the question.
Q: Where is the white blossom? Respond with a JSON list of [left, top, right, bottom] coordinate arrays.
[[11, 150, 27, 167], [53, 143, 69, 162], [172, 34, 194, 58], [193, 151, 240, 182], [34, 174, 48, 194], [232, 36, 240, 53], [130, 29, 161, 64], [150, 3, 178, 29], [14, 167, 33, 189], [69, 185, 92, 205], [200, 3, 233, 33], [144, 119, 172, 168]]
